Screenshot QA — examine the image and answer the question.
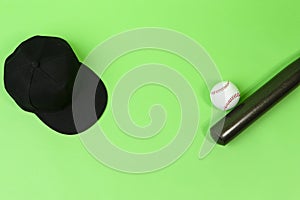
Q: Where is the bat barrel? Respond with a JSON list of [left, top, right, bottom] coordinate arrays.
[[211, 58, 300, 145]]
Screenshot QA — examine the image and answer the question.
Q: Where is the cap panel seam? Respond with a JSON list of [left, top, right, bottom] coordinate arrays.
[[28, 67, 39, 112]]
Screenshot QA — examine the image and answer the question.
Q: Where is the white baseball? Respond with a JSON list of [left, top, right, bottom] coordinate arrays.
[[210, 81, 240, 111]]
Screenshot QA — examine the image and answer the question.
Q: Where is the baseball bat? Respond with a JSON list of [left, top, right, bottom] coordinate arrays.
[[211, 57, 300, 145]]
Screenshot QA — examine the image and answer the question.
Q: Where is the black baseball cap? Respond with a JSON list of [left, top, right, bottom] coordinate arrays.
[[4, 36, 108, 134]]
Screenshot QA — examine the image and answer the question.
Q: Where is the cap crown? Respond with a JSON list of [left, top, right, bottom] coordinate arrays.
[[4, 36, 80, 112]]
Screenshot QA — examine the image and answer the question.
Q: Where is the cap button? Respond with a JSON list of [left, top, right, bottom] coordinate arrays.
[[31, 61, 40, 68]]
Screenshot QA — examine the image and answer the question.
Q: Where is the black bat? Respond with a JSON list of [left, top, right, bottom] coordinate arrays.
[[211, 57, 300, 145]]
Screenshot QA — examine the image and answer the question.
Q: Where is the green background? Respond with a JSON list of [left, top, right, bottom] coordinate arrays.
[[1, 0, 300, 199]]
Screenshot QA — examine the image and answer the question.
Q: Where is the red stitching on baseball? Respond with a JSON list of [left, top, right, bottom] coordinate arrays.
[[224, 92, 240, 110], [211, 81, 230, 95]]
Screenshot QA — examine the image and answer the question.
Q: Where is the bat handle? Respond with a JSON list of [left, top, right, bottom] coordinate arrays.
[[211, 58, 300, 145]]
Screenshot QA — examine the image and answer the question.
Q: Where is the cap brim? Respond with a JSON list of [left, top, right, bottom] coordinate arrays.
[[35, 63, 108, 134]]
